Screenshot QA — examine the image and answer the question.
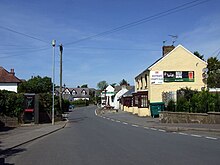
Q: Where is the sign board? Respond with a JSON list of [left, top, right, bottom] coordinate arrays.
[[164, 71, 194, 82], [150, 71, 164, 84]]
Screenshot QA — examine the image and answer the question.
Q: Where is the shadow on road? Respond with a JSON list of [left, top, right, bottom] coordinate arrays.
[[0, 147, 27, 165], [68, 117, 88, 123]]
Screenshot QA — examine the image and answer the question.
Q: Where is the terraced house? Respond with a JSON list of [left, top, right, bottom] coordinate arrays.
[[122, 45, 207, 117]]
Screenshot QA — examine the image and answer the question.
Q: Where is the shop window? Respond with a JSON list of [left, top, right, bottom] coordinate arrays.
[[140, 95, 148, 108]]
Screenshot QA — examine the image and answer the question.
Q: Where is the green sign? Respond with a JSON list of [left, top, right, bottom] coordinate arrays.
[[164, 71, 194, 82]]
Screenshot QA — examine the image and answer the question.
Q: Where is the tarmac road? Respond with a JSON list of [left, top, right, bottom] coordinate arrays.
[[5, 106, 220, 165]]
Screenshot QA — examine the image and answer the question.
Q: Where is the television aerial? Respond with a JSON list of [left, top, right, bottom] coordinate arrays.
[[168, 34, 178, 45]]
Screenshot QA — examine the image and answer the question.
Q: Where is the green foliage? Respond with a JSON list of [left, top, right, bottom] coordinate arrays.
[[177, 97, 190, 112], [72, 99, 89, 107], [62, 99, 70, 112], [119, 79, 129, 86], [169, 88, 220, 113], [193, 51, 204, 60], [207, 57, 220, 88], [81, 84, 88, 88], [18, 76, 52, 93], [97, 80, 108, 90], [167, 99, 176, 111], [0, 90, 24, 117]]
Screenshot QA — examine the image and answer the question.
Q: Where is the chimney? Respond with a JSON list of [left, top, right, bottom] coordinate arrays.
[[10, 68, 15, 76], [162, 45, 175, 57]]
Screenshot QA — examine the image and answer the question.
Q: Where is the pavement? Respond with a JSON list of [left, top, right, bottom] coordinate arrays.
[[0, 120, 67, 156], [97, 108, 220, 138]]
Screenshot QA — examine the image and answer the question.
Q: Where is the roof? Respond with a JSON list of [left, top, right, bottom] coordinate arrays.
[[122, 86, 135, 97], [0, 66, 21, 83], [114, 85, 134, 93], [55, 87, 90, 98], [135, 45, 207, 79]]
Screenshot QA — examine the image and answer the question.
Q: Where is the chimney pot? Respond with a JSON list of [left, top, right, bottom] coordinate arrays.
[[10, 69, 15, 76]]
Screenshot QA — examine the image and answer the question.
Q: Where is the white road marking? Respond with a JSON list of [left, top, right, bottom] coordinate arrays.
[[144, 127, 149, 129], [132, 124, 139, 127], [158, 129, 166, 132], [150, 128, 157, 131], [95, 110, 97, 116], [178, 132, 188, 136], [190, 134, 202, 138], [123, 122, 128, 125], [205, 136, 218, 140]]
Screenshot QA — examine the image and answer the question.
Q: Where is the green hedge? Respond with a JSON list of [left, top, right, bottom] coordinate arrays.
[[71, 99, 89, 107], [0, 90, 24, 117], [167, 88, 220, 113]]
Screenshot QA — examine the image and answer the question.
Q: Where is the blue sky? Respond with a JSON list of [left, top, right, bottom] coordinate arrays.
[[1, 0, 220, 88]]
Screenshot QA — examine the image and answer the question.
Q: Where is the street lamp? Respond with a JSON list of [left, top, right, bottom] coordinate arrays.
[[52, 40, 56, 125]]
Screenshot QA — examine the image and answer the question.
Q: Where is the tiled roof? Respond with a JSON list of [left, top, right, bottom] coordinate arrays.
[[0, 66, 21, 83]]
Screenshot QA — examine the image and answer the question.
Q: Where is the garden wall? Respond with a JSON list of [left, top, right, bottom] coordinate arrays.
[[160, 111, 220, 124]]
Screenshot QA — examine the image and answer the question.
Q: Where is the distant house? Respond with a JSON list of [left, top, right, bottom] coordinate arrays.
[[0, 66, 22, 93], [55, 87, 91, 102], [101, 85, 115, 108]]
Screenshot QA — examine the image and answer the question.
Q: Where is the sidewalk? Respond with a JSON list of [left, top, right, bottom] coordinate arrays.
[[99, 109, 220, 137], [0, 121, 67, 155]]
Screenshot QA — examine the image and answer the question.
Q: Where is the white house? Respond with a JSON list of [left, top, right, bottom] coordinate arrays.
[[113, 86, 128, 109], [101, 85, 115, 108], [0, 67, 22, 93]]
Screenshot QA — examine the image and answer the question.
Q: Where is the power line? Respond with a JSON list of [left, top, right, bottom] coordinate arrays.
[[64, 0, 210, 46], [65, 46, 160, 51], [0, 47, 50, 59], [0, 25, 49, 44]]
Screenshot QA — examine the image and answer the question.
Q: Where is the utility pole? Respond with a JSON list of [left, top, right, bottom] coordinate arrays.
[[52, 40, 56, 125], [59, 44, 63, 113]]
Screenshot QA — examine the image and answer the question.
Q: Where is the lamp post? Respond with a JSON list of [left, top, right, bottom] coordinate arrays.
[[52, 40, 56, 125]]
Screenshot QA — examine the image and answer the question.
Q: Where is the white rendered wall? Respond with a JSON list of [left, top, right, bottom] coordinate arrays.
[[0, 83, 18, 93]]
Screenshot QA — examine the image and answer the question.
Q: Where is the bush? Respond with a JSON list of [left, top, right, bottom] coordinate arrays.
[[0, 90, 24, 117], [167, 99, 176, 112], [72, 99, 89, 107]]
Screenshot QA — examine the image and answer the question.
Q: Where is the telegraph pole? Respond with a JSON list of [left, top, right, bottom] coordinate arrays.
[[59, 44, 63, 113], [52, 40, 56, 125]]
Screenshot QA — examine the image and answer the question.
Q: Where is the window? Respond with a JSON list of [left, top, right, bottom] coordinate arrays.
[[140, 95, 148, 108], [72, 90, 77, 95]]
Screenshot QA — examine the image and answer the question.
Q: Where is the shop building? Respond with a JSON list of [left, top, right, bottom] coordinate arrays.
[[122, 45, 207, 117]]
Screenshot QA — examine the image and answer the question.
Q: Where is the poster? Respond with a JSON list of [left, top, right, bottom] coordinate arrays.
[[150, 71, 164, 84]]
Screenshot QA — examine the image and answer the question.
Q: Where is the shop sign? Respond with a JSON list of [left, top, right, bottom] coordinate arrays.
[[164, 71, 194, 82], [150, 71, 164, 84]]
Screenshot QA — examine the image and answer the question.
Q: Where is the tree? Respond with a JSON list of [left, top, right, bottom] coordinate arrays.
[[119, 79, 129, 86], [207, 57, 220, 88], [97, 81, 108, 90], [110, 83, 117, 87], [18, 76, 52, 93], [81, 84, 88, 88], [194, 51, 204, 60]]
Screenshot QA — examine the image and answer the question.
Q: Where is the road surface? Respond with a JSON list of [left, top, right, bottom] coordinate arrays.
[[5, 106, 220, 165]]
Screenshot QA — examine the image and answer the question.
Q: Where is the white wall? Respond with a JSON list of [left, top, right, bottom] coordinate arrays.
[[0, 83, 18, 93]]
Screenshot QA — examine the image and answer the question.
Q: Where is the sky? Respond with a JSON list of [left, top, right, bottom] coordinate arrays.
[[0, 0, 220, 88]]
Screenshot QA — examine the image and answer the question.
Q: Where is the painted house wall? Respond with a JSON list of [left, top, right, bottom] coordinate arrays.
[[0, 83, 18, 92], [148, 45, 207, 102]]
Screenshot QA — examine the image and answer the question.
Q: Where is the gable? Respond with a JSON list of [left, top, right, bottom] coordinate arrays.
[[148, 45, 207, 71]]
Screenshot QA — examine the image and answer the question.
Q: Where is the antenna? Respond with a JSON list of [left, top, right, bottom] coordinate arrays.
[[168, 35, 178, 45]]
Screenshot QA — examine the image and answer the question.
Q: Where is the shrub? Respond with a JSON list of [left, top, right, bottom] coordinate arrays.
[[167, 99, 176, 112]]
